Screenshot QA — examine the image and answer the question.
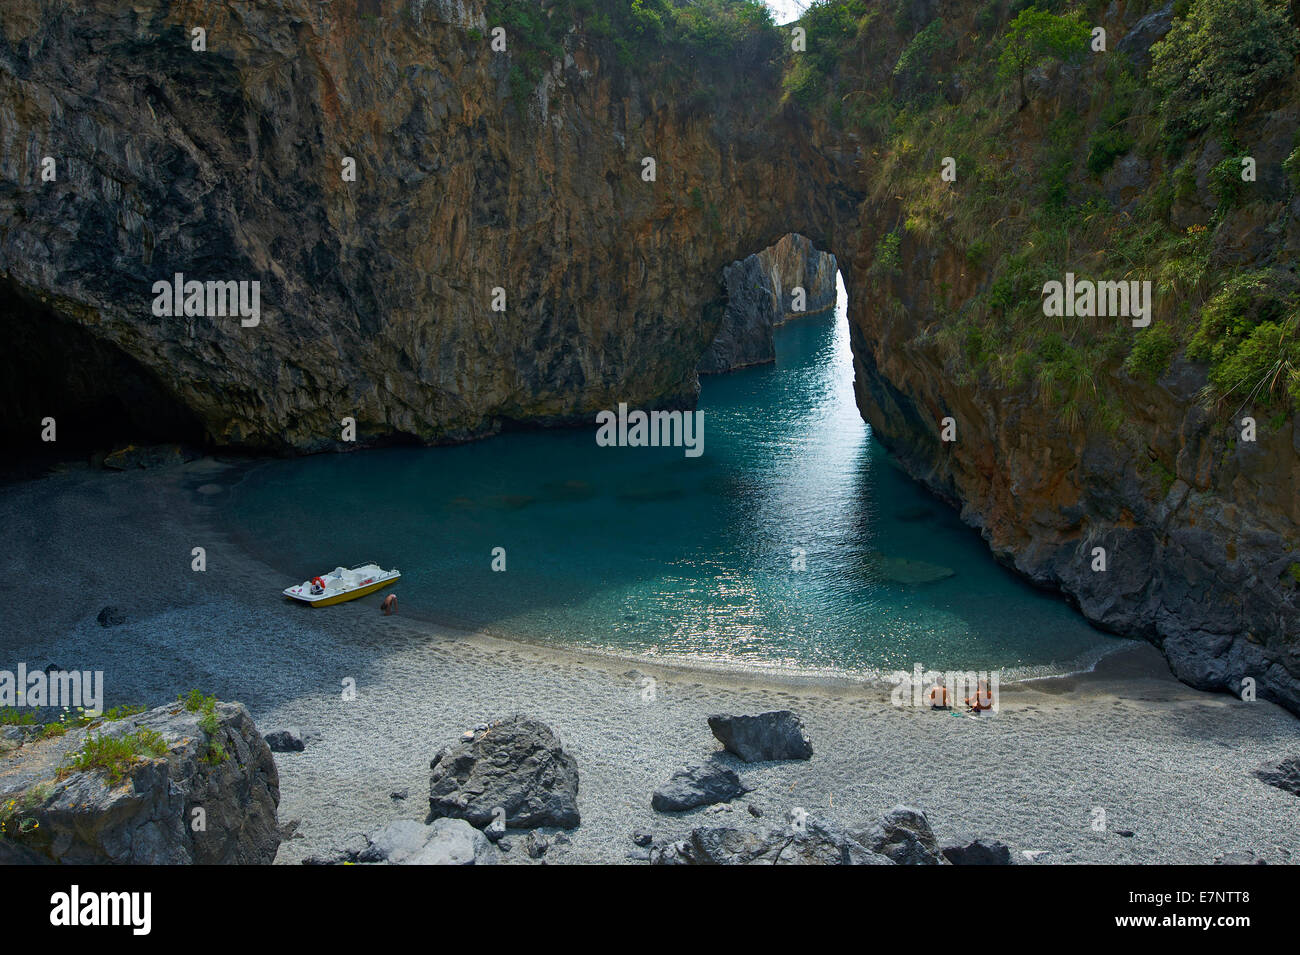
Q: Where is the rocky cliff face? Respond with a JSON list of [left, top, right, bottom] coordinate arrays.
[[843, 0, 1300, 714], [0, 0, 1295, 713], [0, 701, 280, 864], [0, 0, 859, 451], [698, 233, 837, 374]]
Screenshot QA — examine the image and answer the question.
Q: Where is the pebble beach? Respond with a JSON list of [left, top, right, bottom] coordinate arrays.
[[2, 459, 1298, 865]]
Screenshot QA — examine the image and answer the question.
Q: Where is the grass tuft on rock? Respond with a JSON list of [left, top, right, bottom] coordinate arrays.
[[59, 729, 169, 786]]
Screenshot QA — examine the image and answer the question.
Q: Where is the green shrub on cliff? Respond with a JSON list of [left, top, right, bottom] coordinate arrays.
[[781, 0, 872, 107], [1188, 271, 1300, 407], [1125, 324, 1177, 383], [1283, 144, 1300, 190], [1150, 0, 1299, 150], [996, 8, 1091, 110], [1187, 271, 1288, 366], [180, 689, 227, 764], [1206, 320, 1300, 408], [873, 230, 902, 273]]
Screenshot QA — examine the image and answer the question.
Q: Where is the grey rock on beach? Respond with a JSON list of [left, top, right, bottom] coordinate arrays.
[[428, 714, 580, 830], [942, 836, 1014, 865], [0, 700, 279, 864], [1253, 756, 1300, 797], [264, 729, 305, 752], [95, 605, 126, 627], [303, 818, 497, 865], [650, 815, 891, 865], [707, 711, 813, 762], [358, 818, 497, 865], [857, 806, 947, 865], [652, 763, 750, 813]]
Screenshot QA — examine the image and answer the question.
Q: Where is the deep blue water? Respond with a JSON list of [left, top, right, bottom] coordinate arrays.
[[222, 279, 1121, 678]]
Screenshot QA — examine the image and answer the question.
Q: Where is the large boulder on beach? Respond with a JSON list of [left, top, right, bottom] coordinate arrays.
[[264, 729, 305, 752], [0, 700, 280, 864], [359, 818, 497, 865], [707, 710, 813, 762], [652, 764, 750, 813], [428, 714, 580, 830], [650, 816, 892, 865], [855, 806, 947, 865], [1253, 756, 1300, 797], [301, 818, 497, 865]]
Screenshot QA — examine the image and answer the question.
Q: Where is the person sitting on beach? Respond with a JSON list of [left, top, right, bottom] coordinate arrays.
[[926, 683, 950, 710], [382, 593, 397, 615], [966, 681, 993, 713]]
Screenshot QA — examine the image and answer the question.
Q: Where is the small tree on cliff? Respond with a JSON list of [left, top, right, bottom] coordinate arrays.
[[997, 8, 1091, 111]]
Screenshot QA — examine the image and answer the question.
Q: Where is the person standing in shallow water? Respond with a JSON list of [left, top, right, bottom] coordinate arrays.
[[382, 594, 397, 615]]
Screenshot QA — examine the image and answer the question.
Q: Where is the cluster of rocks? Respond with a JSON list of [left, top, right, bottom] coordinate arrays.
[[305, 714, 580, 865], [640, 710, 1012, 866], [649, 805, 1013, 867], [648, 710, 813, 814]]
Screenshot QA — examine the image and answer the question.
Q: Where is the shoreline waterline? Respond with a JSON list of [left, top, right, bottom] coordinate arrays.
[[4, 462, 1299, 866], [206, 446, 1132, 692]]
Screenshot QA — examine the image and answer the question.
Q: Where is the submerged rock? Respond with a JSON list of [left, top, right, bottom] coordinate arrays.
[[428, 714, 580, 830], [652, 764, 750, 813], [102, 444, 195, 471], [708, 710, 813, 763], [0, 700, 280, 864], [874, 555, 955, 585], [525, 831, 550, 860]]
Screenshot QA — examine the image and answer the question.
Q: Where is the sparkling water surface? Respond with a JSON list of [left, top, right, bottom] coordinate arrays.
[[223, 280, 1122, 679]]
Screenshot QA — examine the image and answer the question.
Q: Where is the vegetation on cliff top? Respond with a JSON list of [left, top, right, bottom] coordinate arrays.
[[485, 0, 782, 107], [784, 0, 1300, 431]]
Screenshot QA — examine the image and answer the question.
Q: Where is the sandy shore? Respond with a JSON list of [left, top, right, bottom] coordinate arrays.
[[2, 458, 1297, 865]]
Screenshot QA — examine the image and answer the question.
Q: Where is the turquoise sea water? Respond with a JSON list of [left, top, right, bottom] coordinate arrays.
[[222, 280, 1122, 678]]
